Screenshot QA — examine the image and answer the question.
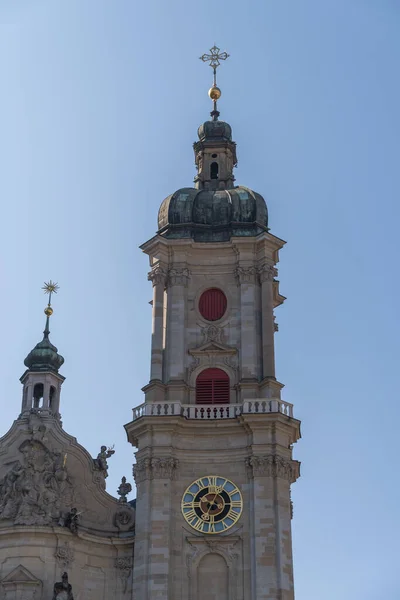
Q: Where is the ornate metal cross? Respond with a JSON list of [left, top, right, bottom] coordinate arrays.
[[200, 45, 229, 86], [200, 45, 230, 71]]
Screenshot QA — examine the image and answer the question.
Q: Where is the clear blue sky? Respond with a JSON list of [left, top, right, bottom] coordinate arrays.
[[1, 1, 399, 598]]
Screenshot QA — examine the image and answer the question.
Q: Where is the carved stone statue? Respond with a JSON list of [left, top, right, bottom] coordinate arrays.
[[52, 572, 74, 600], [64, 507, 80, 534], [94, 445, 115, 478], [0, 438, 73, 526], [117, 476, 132, 503]]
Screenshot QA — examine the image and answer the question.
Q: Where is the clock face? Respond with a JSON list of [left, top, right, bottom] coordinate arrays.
[[182, 475, 243, 534]]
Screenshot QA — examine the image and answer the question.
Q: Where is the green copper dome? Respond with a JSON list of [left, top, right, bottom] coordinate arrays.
[[24, 318, 64, 373], [197, 120, 232, 142], [158, 186, 268, 242]]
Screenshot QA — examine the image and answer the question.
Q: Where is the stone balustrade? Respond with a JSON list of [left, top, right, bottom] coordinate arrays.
[[132, 399, 294, 421]]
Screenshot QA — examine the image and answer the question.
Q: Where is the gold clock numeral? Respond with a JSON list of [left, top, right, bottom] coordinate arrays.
[[208, 521, 216, 533], [230, 501, 242, 508], [184, 509, 197, 521], [183, 502, 201, 509], [227, 508, 239, 521], [192, 519, 205, 532]]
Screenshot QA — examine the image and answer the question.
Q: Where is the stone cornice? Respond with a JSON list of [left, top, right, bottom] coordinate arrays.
[[245, 455, 300, 483], [133, 456, 179, 484]]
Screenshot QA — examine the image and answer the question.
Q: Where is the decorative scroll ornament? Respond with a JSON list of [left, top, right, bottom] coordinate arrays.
[[168, 267, 191, 287], [133, 456, 179, 483], [258, 263, 278, 283], [148, 264, 168, 287], [245, 455, 300, 483], [115, 557, 132, 593], [55, 541, 75, 570], [234, 265, 258, 285]]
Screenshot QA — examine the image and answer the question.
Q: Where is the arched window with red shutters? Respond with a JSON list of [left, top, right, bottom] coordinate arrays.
[[196, 368, 230, 404], [199, 288, 227, 321]]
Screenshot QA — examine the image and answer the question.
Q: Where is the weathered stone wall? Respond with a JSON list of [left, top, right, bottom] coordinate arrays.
[[0, 528, 133, 600]]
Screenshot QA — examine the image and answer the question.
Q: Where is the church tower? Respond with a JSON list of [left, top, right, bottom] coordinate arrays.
[[125, 47, 301, 600]]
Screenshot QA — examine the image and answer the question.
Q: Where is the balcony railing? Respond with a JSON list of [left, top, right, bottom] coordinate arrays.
[[132, 399, 294, 421]]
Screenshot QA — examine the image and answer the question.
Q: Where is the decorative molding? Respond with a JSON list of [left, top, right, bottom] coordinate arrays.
[[185, 536, 241, 600], [168, 267, 191, 287], [152, 457, 179, 479], [114, 506, 135, 530], [201, 324, 223, 344], [234, 265, 258, 285], [245, 455, 300, 483], [258, 263, 278, 283], [188, 356, 201, 375], [55, 541, 75, 570], [115, 557, 132, 593], [132, 457, 151, 484], [148, 265, 168, 287], [1, 565, 42, 600], [133, 456, 179, 484]]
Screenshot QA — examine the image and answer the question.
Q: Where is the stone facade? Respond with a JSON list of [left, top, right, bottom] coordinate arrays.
[[0, 409, 134, 599]]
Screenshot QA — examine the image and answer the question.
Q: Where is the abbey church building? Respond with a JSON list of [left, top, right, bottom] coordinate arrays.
[[0, 48, 301, 600]]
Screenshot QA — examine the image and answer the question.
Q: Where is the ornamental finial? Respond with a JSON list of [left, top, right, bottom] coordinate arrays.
[[41, 280, 59, 337], [199, 45, 229, 121]]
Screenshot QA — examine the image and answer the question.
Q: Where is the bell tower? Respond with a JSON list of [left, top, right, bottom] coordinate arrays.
[[125, 47, 301, 600]]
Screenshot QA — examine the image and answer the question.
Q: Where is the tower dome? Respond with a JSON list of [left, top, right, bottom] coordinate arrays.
[[158, 185, 268, 242]]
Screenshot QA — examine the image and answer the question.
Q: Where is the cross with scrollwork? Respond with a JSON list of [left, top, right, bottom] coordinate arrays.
[[200, 45, 230, 73]]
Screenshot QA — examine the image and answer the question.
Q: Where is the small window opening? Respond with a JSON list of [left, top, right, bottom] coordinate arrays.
[[33, 383, 44, 409], [212, 153, 218, 158], [196, 368, 230, 405], [210, 162, 219, 179], [49, 386, 56, 409]]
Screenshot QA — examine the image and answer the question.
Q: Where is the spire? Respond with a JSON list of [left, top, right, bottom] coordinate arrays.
[[24, 281, 64, 373], [200, 45, 229, 121]]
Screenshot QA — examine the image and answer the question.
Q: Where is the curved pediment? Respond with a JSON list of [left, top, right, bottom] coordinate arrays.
[[0, 411, 134, 537]]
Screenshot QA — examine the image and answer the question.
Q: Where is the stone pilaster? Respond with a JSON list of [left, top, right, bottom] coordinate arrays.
[[165, 267, 190, 384], [235, 265, 259, 388], [148, 265, 168, 382], [258, 263, 278, 381], [246, 455, 300, 600], [132, 455, 179, 600]]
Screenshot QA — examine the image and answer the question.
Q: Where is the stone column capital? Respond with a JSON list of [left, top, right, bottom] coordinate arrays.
[[148, 265, 168, 287], [133, 456, 179, 483], [245, 455, 300, 483], [258, 263, 278, 283], [234, 265, 258, 285], [167, 267, 191, 287]]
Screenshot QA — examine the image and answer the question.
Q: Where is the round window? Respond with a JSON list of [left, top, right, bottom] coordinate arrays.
[[199, 288, 227, 321]]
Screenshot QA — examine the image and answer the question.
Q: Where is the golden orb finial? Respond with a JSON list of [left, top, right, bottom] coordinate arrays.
[[44, 306, 53, 317], [208, 86, 221, 101]]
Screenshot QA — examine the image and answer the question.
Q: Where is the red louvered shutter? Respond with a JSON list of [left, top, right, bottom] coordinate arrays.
[[196, 368, 230, 404], [199, 288, 227, 321]]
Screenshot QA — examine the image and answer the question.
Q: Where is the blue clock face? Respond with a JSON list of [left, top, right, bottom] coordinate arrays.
[[182, 475, 243, 534]]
